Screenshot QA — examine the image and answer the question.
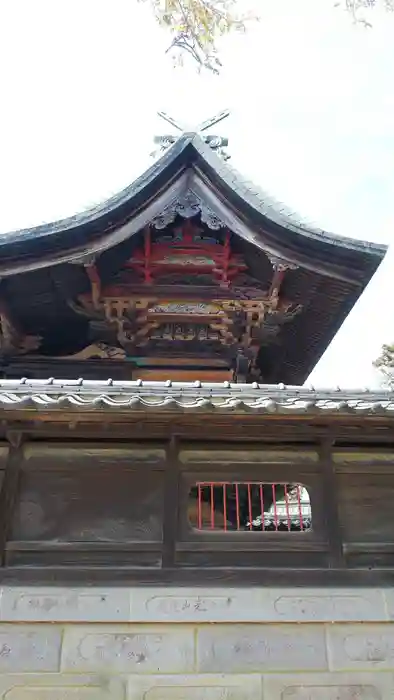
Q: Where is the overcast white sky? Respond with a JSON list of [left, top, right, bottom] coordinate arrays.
[[0, 0, 393, 387]]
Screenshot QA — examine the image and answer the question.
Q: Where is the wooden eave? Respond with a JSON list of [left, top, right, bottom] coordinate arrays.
[[0, 134, 387, 383], [0, 133, 386, 284]]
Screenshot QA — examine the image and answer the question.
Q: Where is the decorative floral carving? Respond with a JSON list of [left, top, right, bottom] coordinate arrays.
[[58, 342, 127, 361], [151, 323, 220, 342], [148, 302, 221, 314], [152, 191, 224, 230]]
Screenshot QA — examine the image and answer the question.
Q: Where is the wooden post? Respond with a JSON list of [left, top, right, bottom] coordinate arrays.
[[0, 431, 24, 566], [320, 437, 345, 568], [162, 435, 180, 568]]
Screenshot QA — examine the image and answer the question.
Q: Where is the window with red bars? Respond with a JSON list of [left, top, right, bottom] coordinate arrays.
[[188, 482, 311, 532]]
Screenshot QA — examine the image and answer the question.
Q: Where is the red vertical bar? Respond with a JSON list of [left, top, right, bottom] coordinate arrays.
[[272, 484, 278, 531], [197, 484, 202, 530], [223, 484, 227, 531], [235, 483, 240, 530], [247, 483, 253, 530], [297, 484, 304, 531], [259, 483, 265, 531], [210, 483, 214, 529], [284, 484, 291, 531]]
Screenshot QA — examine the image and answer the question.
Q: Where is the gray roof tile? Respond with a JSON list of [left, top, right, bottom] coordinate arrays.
[[0, 379, 392, 415]]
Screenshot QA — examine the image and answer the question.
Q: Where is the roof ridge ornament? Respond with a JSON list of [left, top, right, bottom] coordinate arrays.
[[151, 109, 231, 161], [151, 189, 225, 230]]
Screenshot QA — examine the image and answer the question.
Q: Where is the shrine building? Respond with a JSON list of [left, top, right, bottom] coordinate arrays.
[[0, 123, 393, 698]]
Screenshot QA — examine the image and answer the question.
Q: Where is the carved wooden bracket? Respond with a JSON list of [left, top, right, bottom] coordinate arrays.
[[0, 302, 41, 358]]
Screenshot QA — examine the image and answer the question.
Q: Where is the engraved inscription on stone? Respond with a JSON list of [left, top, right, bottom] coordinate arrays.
[[17, 593, 76, 613], [274, 595, 373, 620], [3, 590, 127, 621], [145, 595, 233, 617], [281, 685, 381, 700], [63, 630, 193, 673]]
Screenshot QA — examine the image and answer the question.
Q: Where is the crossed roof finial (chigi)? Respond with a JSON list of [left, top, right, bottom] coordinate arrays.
[[152, 109, 231, 160]]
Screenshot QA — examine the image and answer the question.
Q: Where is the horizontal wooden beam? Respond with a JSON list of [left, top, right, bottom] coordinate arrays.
[[0, 566, 393, 587]]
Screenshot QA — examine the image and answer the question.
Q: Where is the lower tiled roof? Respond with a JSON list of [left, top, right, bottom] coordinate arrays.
[[0, 379, 392, 414]]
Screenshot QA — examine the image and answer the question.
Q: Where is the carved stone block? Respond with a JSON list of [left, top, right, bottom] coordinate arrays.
[[0, 587, 130, 623], [264, 673, 393, 700], [327, 624, 394, 671], [268, 588, 386, 622], [126, 675, 262, 700], [0, 626, 61, 672], [130, 588, 258, 623], [61, 625, 195, 673], [197, 624, 328, 673], [129, 587, 386, 623], [0, 675, 125, 700]]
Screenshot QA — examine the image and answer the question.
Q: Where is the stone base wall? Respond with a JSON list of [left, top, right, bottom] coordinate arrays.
[[0, 586, 393, 698]]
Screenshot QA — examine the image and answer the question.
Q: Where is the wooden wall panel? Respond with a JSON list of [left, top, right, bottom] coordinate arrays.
[[6, 443, 166, 566], [2, 438, 394, 580], [338, 472, 394, 544], [10, 469, 164, 544]]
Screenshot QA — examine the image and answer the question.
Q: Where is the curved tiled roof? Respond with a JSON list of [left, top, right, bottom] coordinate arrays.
[[0, 134, 387, 387], [0, 379, 393, 415], [191, 136, 385, 256], [0, 133, 386, 279]]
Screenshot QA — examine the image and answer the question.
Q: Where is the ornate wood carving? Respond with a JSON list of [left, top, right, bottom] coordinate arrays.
[[61, 219, 302, 380], [58, 343, 127, 361], [0, 304, 41, 358], [124, 222, 247, 287], [0, 218, 287, 381]]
